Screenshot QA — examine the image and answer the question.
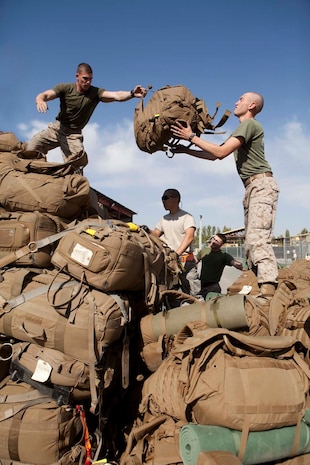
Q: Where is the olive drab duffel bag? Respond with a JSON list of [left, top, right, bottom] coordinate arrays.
[[0, 377, 84, 465], [142, 325, 310, 461], [51, 219, 181, 310], [0, 151, 91, 220], [51, 219, 146, 292], [134, 84, 231, 154], [10, 342, 91, 404], [0, 267, 128, 364], [0, 131, 27, 152], [0, 210, 68, 267]]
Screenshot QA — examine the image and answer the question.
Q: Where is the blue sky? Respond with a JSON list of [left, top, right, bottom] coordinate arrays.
[[1, 0, 309, 237]]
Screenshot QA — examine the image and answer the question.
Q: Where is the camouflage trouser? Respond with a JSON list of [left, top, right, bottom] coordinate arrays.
[[27, 121, 84, 162], [243, 176, 279, 284]]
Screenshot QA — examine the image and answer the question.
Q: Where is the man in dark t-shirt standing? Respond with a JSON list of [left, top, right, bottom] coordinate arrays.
[[27, 63, 147, 169], [196, 233, 242, 299]]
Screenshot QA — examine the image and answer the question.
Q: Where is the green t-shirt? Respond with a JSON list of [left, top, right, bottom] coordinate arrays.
[[199, 249, 235, 284], [231, 119, 272, 181], [53, 83, 105, 130]]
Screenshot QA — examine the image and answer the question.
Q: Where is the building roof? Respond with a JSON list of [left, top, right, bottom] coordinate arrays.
[[93, 188, 136, 222]]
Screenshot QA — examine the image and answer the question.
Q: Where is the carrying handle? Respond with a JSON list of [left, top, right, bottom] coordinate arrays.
[[0, 342, 13, 361], [46, 266, 85, 309]]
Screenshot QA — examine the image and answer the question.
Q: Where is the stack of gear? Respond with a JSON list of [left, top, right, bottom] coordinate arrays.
[[0, 132, 181, 465], [121, 260, 310, 465], [1, 131, 310, 465]]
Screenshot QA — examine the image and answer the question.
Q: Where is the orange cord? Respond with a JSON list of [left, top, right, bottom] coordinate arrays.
[[76, 405, 92, 465]]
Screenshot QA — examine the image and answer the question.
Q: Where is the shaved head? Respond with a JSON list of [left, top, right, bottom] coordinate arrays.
[[246, 92, 264, 114]]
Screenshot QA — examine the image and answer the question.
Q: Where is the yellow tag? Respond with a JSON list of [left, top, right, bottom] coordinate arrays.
[[85, 228, 97, 236], [127, 222, 139, 232]]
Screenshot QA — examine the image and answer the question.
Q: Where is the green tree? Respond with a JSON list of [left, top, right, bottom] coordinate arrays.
[[194, 224, 231, 249]]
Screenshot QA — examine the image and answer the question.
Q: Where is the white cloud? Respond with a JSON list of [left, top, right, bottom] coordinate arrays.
[[267, 120, 310, 234], [17, 117, 309, 236], [270, 120, 310, 169]]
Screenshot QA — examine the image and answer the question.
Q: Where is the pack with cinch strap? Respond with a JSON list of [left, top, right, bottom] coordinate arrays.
[[51, 219, 181, 311], [0, 131, 27, 152], [10, 342, 91, 405], [0, 210, 69, 267], [134, 84, 231, 155], [142, 325, 310, 462], [0, 151, 91, 220], [0, 377, 84, 465]]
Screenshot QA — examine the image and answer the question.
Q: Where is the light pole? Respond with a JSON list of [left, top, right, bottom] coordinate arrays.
[[199, 215, 202, 250]]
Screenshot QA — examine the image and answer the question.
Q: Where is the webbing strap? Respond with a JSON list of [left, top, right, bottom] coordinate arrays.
[[5, 279, 79, 310], [54, 307, 70, 355], [214, 109, 232, 129], [238, 417, 250, 462], [16, 175, 43, 204], [86, 293, 98, 415], [290, 414, 303, 457], [109, 293, 129, 325], [0, 392, 50, 422], [0, 219, 108, 270], [108, 293, 130, 389], [293, 352, 310, 379], [0, 220, 77, 269], [9, 407, 23, 461], [208, 299, 222, 328], [121, 328, 130, 389]]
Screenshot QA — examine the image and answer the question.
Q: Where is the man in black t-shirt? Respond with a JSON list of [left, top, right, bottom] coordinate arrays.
[[196, 233, 242, 299]]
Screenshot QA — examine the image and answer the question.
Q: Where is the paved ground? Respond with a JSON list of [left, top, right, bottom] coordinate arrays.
[[219, 266, 243, 294]]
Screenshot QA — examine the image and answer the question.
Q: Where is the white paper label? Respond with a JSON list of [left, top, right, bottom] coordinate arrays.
[[71, 243, 93, 266], [238, 285, 252, 295], [31, 359, 52, 382]]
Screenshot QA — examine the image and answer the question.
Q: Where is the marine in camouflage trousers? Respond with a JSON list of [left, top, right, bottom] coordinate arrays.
[[27, 121, 84, 163], [243, 176, 279, 284]]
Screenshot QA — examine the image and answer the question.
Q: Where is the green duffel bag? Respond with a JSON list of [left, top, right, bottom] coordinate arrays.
[[180, 415, 310, 465]]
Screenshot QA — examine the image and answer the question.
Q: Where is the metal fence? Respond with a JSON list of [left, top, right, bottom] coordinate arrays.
[[222, 240, 310, 266]]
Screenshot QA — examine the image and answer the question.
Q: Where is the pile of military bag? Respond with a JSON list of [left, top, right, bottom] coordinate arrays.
[[0, 131, 181, 465], [121, 261, 310, 465], [2, 130, 310, 465]]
